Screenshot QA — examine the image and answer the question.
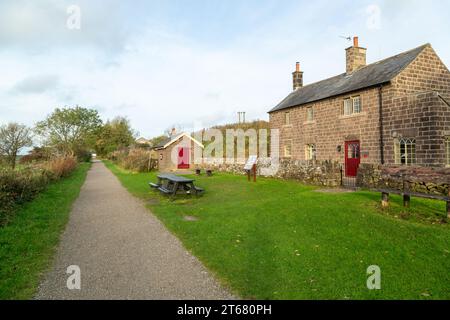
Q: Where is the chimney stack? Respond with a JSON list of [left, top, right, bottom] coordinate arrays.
[[292, 62, 303, 90], [346, 36, 366, 74]]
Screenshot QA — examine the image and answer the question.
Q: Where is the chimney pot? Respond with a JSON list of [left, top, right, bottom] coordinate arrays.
[[292, 61, 303, 91], [353, 36, 359, 47]]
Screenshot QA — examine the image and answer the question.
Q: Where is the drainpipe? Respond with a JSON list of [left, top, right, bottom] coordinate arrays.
[[378, 85, 385, 165]]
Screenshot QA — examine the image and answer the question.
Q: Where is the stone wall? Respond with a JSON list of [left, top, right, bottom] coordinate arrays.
[[357, 163, 450, 196], [198, 158, 342, 187]]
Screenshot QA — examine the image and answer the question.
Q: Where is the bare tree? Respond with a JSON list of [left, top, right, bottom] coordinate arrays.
[[0, 123, 33, 169]]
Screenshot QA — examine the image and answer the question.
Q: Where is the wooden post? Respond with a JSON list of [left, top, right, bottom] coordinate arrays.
[[403, 194, 411, 208], [382, 192, 390, 207], [252, 164, 256, 182], [447, 191, 450, 219], [447, 200, 450, 219]]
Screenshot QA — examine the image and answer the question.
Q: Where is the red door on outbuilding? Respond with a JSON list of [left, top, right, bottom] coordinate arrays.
[[345, 141, 360, 177], [177, 147, 190, 169]]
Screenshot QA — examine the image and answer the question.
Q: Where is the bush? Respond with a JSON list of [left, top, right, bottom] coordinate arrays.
[[0, 156, 78, 226], [0, 167, 51, 226], [19, 147, 51, 164], [74, 149, 92, 163], [42, 156, 78, 180], [109, 148, 156, 172]]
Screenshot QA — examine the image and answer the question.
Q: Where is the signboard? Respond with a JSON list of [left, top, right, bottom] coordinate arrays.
[[244, 155, 258, 170]]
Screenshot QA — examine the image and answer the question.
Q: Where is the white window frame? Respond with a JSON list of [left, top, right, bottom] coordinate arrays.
[[284, 140, 292, 157], [395, 138, 416, 165], [343, 98, 352, 115], [352, 96, 361, 113], [285, 112, 290, 125], [306, 107, 314, 122], [305, 144, 316, 161], [343, 96, 362, 115]]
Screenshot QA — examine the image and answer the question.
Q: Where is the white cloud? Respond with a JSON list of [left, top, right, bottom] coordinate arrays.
[[0, 0, 449, 139], [366, 4, 382, 30]]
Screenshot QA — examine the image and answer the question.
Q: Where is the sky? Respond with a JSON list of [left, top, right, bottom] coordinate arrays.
[[0, 0, 449, 138]]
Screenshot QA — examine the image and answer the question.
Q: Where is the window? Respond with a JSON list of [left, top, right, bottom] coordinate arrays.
[[446, 137, 450, 166], [395, 138, 416, 165], [284, 140, 292, 157], [347, 143, 360, 159], [352, 96, 361, 113], [306, 107, 314, 121], [285, 112, 290, 125], [343, 96, 361, 115], [343, 98, 352, 115], [305, 144, 316, 161]]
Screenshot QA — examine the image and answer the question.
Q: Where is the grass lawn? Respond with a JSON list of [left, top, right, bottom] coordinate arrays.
[[0, 163, 91, 299], [105, 161, 450, 300]]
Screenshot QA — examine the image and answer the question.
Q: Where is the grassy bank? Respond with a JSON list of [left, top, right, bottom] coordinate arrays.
[[105, 161, 449, 300], [0, 162, 91, 299]]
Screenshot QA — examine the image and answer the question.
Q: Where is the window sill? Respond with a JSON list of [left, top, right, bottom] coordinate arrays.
[[283, 124, 293, 128], [303, 120, 316, 125], [339, 112, 366, 119]]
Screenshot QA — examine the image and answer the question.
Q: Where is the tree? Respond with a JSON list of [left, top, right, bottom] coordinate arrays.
[[35, 106, 102, 156], [95, 116, 137, 156], [149, 135, 169, 148], [0, 123, 33, 169]]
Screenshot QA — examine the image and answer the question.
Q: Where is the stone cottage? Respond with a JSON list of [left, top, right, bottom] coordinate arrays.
[[153, 131, 204, 172], [269, 37, 450, 178]]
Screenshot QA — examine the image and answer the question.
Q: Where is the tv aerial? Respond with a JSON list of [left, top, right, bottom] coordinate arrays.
[[340, 35, 352, 42]]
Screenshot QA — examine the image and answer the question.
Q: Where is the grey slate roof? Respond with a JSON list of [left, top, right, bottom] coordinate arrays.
[[269, 44, 429, 113]]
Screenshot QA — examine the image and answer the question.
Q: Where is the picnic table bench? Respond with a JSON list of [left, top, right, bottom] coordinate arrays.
[[375, 188, 450, 218], [149, 173, 204, 197]]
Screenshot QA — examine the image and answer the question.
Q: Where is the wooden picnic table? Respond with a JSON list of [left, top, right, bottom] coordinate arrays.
[[149, 173, 204, 197]]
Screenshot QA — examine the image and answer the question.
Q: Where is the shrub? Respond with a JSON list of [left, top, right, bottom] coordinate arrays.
[[0, 167, 51, 226], [0, 156, 78, 226], [19, 147, 51, 164], [42, 156, 78, 180], [74, 149, 92, 163], [109, 148, 155, 172]]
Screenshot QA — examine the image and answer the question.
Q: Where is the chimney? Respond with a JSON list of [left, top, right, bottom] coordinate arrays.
[[345, 36, 367, 74], [292, 62, 303, 90], [170, 127, 177, 138]]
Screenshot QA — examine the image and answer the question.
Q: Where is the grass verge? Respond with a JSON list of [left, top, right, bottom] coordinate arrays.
[[0, 162, 91, 299], [105, 161, 450, 300]]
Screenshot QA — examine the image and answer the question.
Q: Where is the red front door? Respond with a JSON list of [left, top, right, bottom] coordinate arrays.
[[177, 147, 190, 169], [345, 141, 360, 177]]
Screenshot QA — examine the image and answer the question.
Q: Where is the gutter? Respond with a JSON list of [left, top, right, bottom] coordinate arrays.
[[378, 85, 385, 165]]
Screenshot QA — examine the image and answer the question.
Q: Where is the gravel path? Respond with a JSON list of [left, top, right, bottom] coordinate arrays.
[[36, 161, 235, 300]]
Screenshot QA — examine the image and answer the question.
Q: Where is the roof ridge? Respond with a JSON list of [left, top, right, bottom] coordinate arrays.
[[298, 43, 429, 90], [269, 43, 432, 113], [355, 43, 429, 72]]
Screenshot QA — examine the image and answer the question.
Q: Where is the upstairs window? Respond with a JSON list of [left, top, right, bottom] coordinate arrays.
[[395, 138, 416, 165], [284, 140, 292, 157], [446, 137, 450, 166], [305, 144, 316, 161], [306, 107, 314, 121], [343, 98, 352, 115], [352, 96, 361, 113], [343, 96, 361, 115], [285, 112, 290, 125]]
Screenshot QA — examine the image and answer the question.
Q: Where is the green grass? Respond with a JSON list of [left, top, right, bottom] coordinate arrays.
[[0, 163, 91, 299], [105, 161, 450, 300]]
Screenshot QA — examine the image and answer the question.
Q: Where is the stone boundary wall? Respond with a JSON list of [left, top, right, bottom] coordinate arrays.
[[197, 158, 342, 187], [357, 164, 450, 196], [198, 158, 450, 195]]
